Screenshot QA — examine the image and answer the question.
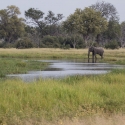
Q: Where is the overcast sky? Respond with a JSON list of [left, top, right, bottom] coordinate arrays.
[[1, 0, 125, 22]]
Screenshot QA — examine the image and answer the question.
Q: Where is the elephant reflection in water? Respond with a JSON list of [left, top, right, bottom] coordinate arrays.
[[88, 46, 104, 63]]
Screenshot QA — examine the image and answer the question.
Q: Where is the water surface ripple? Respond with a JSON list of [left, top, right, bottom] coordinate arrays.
[[7, 60, 125, 82]]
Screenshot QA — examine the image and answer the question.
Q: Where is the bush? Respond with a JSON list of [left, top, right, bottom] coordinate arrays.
[[16, 37, 33, 49], [61, 44, 70, 49], [41, 35, 60, 48], [105, 40, 119, 49], [0, 43, 4, 48], [5, 43, 15, 48]]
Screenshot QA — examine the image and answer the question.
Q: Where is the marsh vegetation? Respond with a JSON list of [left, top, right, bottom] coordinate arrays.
[[0, 48, 125, 124]]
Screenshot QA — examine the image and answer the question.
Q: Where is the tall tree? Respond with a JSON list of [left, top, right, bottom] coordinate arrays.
[[0, 5, 25, 43], [90, 1, 119, 21], [25, 9, 63, 47], [117, 22, 125, 47], [63, 17, 81, 48], [45, 11, 63, 36], [25, 8, 45, 28], [64, 8, 108, 47], [90, 1, 119, 45], [25, 8, 46, 47]]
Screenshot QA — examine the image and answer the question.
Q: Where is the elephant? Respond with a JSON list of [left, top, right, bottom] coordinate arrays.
[[88, 46, 104, 63]]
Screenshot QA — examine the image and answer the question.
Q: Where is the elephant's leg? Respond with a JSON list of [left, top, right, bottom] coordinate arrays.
[[101, 55, 103, 59], [95, 55, 97, 63], [92, 53, 94, 63], [88, 52, 90, 63]]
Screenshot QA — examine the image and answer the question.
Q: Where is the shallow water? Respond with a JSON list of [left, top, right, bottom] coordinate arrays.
[[7, 59, 125, 82]]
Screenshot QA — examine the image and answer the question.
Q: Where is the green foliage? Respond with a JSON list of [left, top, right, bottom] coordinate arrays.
[[59, 34, 85, 49], [16, 37, 33, 48], [74, 8, 108, 35], [0, 48, 125, 123], [104, 21, 121, 41], [90, 1, 119, 21], [0, 58, 48, 78], [25, 8, 44, 20], [0, 69, 125, 123], [25, 9, 63, 47], [63, 7, 108, 47], [0, 5, 25, 43], [93, 42, 99, 47], [0, 4, 123, 49], [105, 40, 119, 49], [41, 35, 60, 48], [61, 44, 70, 49], [16, 62, 26, 67]]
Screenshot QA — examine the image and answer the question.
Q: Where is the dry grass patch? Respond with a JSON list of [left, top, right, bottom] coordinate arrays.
[[6, 114, 125, 125], [0, 48, 125, 62], [0, 48, 88, 59]]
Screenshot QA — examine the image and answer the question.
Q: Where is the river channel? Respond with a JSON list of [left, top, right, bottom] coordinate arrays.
[[7, 59, 125, 82]]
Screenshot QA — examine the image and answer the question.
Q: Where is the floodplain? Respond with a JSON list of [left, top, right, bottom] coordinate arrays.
[[0, 48, 125, 125]]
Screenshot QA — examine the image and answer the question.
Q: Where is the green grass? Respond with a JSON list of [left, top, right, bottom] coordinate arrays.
[[0, 48, 86, 59], [0, 48, 125, 64], [0, 48, 125, 78], [0, 48, 125, 124], [0, 58, 48, 77], [0, 69, 125, 124]]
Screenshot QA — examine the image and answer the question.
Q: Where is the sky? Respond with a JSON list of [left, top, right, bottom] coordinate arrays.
[[0, 0, 125, 23]]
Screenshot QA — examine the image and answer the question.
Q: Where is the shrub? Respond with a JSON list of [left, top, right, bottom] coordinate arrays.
[[41, 35, 60, 48], [61, 44, 70, 49], [105, 40, 119, 49], [16, 37, 33, 49], [1, 42, 15, 48]]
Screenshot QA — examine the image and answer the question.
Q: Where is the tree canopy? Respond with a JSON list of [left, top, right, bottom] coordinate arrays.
[[90, 1, 119, 21], [0, 5, 25, 43], [63, 7, 108, 46], [0, 2, 125, 49]]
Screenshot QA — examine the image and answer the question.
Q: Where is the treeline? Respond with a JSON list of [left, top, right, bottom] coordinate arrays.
[[0, 1, 125, 49]]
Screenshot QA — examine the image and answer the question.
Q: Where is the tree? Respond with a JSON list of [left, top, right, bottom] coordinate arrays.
[[25, 8, 63, 47], [107, 20, 120, 40], [100, 21, 120, 46], [25, 8, 45, 29], [41, 35, 60, 48], [25, 8, 46, 47], [90, 1, 120, 45], [100, 20, 121, 47], [63, 17, 81, 48], [25, 25, 40, 47], [90, 1, 119, 21], [63, 14, 76, 33], [65, 8, 108, 47], [0, 5, 25, 43], [45, 11, 63, 25], [117, 21, 125, 47], [45, 11, 63, 36]]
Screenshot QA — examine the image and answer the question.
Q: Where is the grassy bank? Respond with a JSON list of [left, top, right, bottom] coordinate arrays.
[[0, 58, 48, 77], [0, 48, 86, 59], [0, 69, 125, 124], [0, 48, 125, 63]]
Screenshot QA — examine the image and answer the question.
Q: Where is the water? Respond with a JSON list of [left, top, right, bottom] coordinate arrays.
[[7, 59, 125, 82]]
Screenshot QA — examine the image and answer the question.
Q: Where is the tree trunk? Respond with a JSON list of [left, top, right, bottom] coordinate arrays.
[[83, 35, 89, 47]]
